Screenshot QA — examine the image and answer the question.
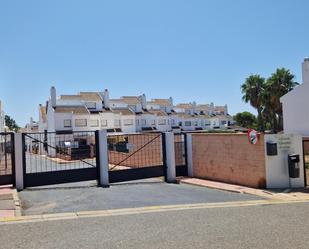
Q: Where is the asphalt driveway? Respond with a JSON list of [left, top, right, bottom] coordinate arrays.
[[18, 179, 264, 215]]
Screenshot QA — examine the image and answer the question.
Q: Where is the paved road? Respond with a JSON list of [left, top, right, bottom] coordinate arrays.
[[19, 180, 263, 215], [1, 202, 309, 249]]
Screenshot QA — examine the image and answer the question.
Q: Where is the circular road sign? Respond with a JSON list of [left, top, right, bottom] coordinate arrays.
[[247, 129, 258, 145]]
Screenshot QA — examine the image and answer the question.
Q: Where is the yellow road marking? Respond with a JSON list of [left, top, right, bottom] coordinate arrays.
[[1, 199, 309, 224]]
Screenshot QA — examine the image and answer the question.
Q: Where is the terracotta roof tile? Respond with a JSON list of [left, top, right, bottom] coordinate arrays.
[[59, 95, 81, 100], [111, 108, 135, 115], [120, 96, 141, 105], [148, 110, 168, 116], [79, 92, 102, 101], [148, 99, 171, 106]]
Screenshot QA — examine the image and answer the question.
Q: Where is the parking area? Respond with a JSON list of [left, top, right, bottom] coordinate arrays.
[[18, 179, 265, 215]]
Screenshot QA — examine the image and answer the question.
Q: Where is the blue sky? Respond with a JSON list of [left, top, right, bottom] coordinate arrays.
[[0, 0, 308, 126]]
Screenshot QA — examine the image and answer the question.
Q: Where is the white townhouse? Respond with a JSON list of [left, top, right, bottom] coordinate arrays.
[[41, 88, 138, 134], [0, 100, 5, 132], [281, 58, 309, 136], [196, 103, 234, 129], [36, 86, 234, 135]]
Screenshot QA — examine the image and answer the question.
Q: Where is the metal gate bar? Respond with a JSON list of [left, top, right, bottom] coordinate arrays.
[[23, 131, 99, 187], [0, 133, 15, 185], [174, 133, 188, 177], [108, 132, 165, 183], [303, 138, 309, 186]]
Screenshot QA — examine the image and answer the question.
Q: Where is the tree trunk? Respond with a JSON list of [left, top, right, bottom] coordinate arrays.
[[257, 108, 264, 132], [272, 113, 278, 133], [278, 114, 283, 132]]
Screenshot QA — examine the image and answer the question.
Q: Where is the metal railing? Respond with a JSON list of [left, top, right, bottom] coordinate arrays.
[[107, 133, 164, 171], [0, 132, 15, 185], [23, 131, 97, 174]]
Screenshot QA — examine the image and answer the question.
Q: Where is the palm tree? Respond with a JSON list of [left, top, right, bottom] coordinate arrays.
[[241, 74, 266, 131], [266, 68, 298, 132]]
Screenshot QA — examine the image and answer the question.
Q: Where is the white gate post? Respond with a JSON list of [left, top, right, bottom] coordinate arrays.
[[14, 133, 24, 191], [186, 133, 193, 177], [164, 132, 176, 183], [98, 130, 109, 187]]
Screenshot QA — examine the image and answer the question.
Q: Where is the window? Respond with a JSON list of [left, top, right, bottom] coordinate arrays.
[[136, 119, 140, 126], [205, 121, 211, 126], [194, 121, 198, 126], [114, 119, 121, 127], [158, 119, 166, 125], [64, 119, 72, 128], [151, 120, 156, 125], [75, 119, 87, 127], [101, 119, 108, 127], [124, 119, 133, 126], [185, 121, 191, 126], [171, 119, 175, 125], [141, 119, 146, 125], [221, 120, 227, 125], [85, 102, 96, 109], [90, 119, 99, 127], [179, 121, 182, 126]]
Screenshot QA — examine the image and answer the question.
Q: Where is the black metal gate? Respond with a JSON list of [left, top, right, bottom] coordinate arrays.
[[174, 133, 188, 177], [0, 132, 15, 185], [23, 131, 99, 187], [303, 138, 309, 186], [107, 133, 166, 183]]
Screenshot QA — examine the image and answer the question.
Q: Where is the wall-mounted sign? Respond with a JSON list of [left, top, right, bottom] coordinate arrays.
[[278, 135, 292, 151], [247, 129, 258, 145]]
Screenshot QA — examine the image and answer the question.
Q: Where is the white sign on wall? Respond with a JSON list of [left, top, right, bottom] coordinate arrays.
[[265, 134, 305, 189]]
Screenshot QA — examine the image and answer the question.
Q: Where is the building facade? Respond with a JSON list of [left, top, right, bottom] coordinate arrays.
[[281, 58, 309, 136], [36, 87, 234, 135], [0, 100, 5, 132]]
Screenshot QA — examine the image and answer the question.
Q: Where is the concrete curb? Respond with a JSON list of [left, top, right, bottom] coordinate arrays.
[[1, 198, 309, 225], [179, 178, 309, 201], [12, 189, 22, 217], [180, 179, 243, 194]]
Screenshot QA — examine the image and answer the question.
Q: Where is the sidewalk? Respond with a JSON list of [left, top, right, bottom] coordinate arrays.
[[180, 178, 309, 201], [0, 185, 21, 218]]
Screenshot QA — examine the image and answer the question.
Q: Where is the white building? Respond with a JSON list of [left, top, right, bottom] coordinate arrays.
[[0, 100, 4, 132], [36, 86, 234, 135], [281, 58, 309, 136]]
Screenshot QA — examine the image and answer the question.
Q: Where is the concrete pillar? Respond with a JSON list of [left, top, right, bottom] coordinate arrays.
[[164, 132, 176, 183], [186, 133, 193, 177], [98, 130, 109, 187], [14, 133, 24, 191]]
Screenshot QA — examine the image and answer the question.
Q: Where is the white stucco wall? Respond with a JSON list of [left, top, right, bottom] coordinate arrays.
[[281, 59, 309, 136], [281, 83, 309, 136], [265, 134, 305, 188], [120, 115, 136, 133]]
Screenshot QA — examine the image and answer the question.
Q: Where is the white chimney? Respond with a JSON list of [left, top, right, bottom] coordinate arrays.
[[302, 57, 309, 85], [224, 104, 228, 115], [103, 89, 110, 109], [140, 94, 147, 110], [50, 86, 57, 108], [29, 117, 34, 130], [169, 96, 173, 106], [192, 101, 197, 114], [209, 102, 215, 115]]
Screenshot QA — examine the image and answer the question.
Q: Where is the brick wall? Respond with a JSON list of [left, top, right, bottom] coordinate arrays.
[[192, 133, 266, 188]]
